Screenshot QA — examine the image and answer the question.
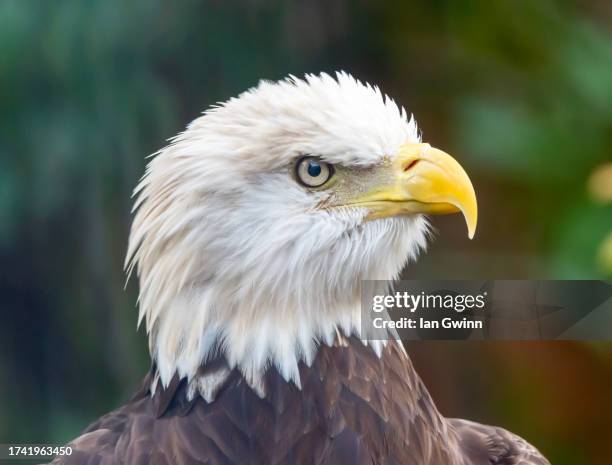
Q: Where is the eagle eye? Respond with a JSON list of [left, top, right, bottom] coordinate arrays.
[[295, 157, 334, 188]]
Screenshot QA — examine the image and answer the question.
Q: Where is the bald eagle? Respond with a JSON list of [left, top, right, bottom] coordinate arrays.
[[49, 73, 549, 465]]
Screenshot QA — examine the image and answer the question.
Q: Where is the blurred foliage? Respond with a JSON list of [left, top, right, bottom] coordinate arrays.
[[598, 231, 612, 275], [589, 163, 612, 204], [0, 1, 611, 464]]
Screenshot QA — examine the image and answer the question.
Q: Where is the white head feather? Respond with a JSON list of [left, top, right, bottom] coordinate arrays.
[[126, 72, 428, 397]]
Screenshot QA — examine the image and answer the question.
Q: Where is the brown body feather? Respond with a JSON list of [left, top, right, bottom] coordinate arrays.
[[48, 339, 549, 465]]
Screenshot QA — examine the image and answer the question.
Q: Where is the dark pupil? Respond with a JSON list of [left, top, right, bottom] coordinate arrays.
[[307, 161, 322, 177]]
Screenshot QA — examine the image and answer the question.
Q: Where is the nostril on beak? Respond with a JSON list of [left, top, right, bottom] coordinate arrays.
[[404, 159, 420, 172]]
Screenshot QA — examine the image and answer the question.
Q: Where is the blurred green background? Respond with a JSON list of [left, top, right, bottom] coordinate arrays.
[[1, 0, 611, 464]]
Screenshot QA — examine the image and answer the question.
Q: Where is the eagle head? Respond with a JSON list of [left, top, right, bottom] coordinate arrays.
[[126, 72, 477, 393]]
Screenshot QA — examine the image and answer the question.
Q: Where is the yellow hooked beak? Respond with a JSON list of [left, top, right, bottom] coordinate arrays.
[[351, 143, 478, 239]]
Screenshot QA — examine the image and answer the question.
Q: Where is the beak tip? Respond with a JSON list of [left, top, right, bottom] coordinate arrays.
[[464, 212, 477, 240]]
